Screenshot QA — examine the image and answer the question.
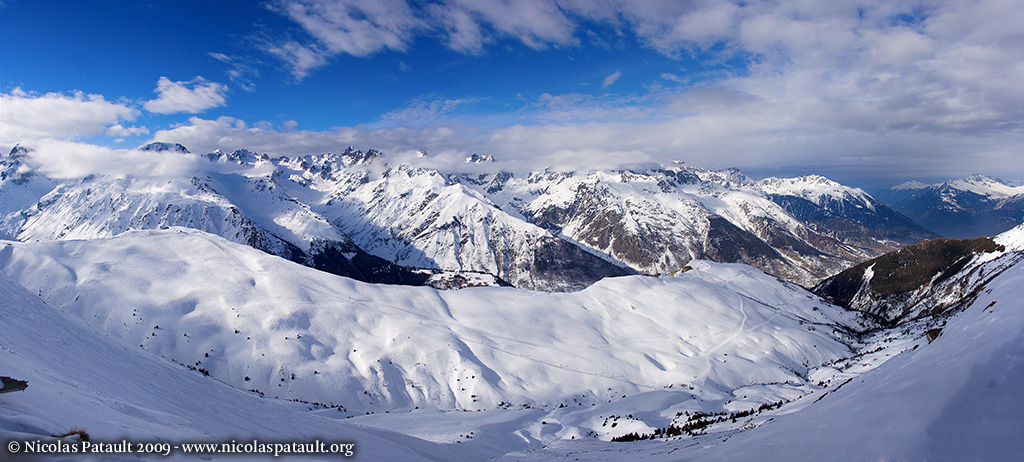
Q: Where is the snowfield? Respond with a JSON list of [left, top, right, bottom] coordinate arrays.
[[1, 226, 1023, 460], [501, 246, 1024, 461], [0, 228, 856, 415], [0, 270, 441, 461]]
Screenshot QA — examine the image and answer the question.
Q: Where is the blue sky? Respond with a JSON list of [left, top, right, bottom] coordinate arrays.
[[3, 0, 1023, 189]]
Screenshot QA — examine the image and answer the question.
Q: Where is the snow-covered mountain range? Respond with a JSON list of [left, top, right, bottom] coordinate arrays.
[[877, 174, 1024, 239], [1, 143, 934, 290], [1, 140, 1021, 458]]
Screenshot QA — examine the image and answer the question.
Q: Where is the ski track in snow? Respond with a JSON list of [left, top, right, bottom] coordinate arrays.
[[458, 335, 662, 390]]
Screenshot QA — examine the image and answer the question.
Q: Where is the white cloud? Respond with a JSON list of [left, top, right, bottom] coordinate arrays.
[[431, 0, 577, 52], [264, 41, 330, 79], [378, 96, 483, 124], [9, 0, 1008, 188], [602, 70, 622, 88], [143, 76, 228, 114], [0, 88, 138, 147], [208, 52, 260, 91], [20, 139, 200, 179], [531, 92, 654, 123], [280, 0, 423, 56], [660, 73, 686, 84], [105, 124, 150, 142], [267, 0, 580, 74]]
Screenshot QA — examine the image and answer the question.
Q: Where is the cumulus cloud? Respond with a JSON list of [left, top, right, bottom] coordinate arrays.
[[143, 76, 228, 114], [0, 88, 139, 147], [105, 124, 150, 142]]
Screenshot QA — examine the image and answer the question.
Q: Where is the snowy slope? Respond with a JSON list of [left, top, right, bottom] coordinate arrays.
[[0, 271, 447, 461], [945, 174, 1024, 198], [0, 228, 857, 417], [3, 225, 1020, 460], [498, 247, 1024, 461]]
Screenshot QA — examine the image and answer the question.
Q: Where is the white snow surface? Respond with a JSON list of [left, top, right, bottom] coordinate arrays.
[[891, 180, 929, 190], [945, 174, 1024, 198], [2, 147, 898, 290], [2, 228, 1022, 460], [996, 223, 1024, 251], [0, 229, 856, 417], [0, 270, 444, 461], [497, 250, 1024, 461], [755, 174, 875, 210], [476, 168, 868, 285], [311, 164, 554, 285], [897, 174, 1024, 199]]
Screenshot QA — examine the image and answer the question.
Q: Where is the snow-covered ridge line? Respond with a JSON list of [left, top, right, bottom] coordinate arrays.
[[893, 174, 1024, 198], [755, 174, 874, 209]]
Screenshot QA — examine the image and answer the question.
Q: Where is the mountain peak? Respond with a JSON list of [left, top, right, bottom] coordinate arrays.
[[755, 174, 871, 208], [944, 174, 1024, 198], [139, 142, 190, 154], [228, 149, 268, 164], [961, 173, 999, 183], [891, 180, 929, 191], [6, 144, 32, 163], [466, 153, 495, 163], [340, 147, 381, 165]]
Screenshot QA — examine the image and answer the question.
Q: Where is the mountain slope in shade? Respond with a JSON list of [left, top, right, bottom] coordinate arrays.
[[0, 145, 57, 240], [877, 174, 1024, 238], [0, 271, 447, 461], [813, 232, 1016, 326], [0, 228, 858, 415]]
